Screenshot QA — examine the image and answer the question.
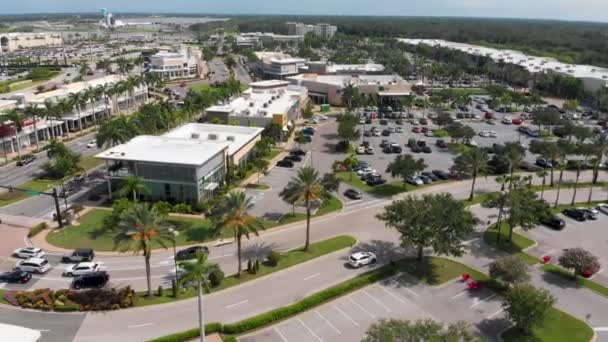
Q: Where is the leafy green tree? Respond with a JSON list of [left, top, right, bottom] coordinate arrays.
[[341, 83, 360, 110], [453, 148, 491, 200], [503, 283, 556, 336], [489, 255, 530, 284], [179, 251, 220, 342], [503, 187, 551, 242], [213, 192, 263, 276], [376, 193, 477, 261], [114, 203, 174, 297], [321, 172, 340, 193], [96, 116, 137, 148], [119, 176, 148, 201], [363, 319, 480, 342], [153, 201, 173, 217], [342, 154, 358, 181], [253, 158, 269, 184], [386, 154, 427, 189], [558, 248, 601, 276], [503, 142, 526, 189], [279, 167, 327, 251], [336, 113, 361, 145]]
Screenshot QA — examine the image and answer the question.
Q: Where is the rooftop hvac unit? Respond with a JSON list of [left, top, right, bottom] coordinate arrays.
[[263, 103, 268, 108], [249, 102, 254, 107], [226, 136, 235, 142], [208, 134, 218, 140], [191, 133, 200, 139]]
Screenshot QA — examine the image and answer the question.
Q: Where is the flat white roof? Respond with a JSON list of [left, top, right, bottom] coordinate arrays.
[[95, 135, 227, 166], [207, 86, 306, 119], [288, 74, 405, 87], [163, 123, 264, 155], [327, 64, 385, 73]]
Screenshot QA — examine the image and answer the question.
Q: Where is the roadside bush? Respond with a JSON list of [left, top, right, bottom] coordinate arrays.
[[266, 251, 281, 267], [172, 203, 193, 214], [148, 323, 223, 342], [71, 204, 85, 213], [54, 304, 80, 312], [28, 222, 48, 238], [209, 269, 225, 287], [157, 285, 164, 297], [13, 287, 137, 311]]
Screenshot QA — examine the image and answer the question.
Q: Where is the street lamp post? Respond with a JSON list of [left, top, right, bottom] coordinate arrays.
[[168, 227, 180, 297]]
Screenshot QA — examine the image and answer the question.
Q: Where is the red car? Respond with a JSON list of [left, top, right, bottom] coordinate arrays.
[[512, 117, 523, 125], [412, 127, 421, 133], [421, 127, 429, 133], [485, 112, 494, 119]]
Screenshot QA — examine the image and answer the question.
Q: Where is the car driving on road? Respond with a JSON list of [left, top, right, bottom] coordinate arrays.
[[15, 258, 51, 274], [13, 247, 45, 259], [0, 270, 32, 284], [63, 262, 100, 277], [71, 271, 109, 289], [62, 248, 95, 263], [348, 252, 377, 268], [175, 246, 209, 261], [344, 189, 363, 200]]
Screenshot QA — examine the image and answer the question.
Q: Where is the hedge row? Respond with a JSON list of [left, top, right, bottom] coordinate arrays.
[[149, 264, 398, 341], [28, 222, 48, 238]]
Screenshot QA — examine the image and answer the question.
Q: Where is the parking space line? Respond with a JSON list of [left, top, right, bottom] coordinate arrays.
[[378, 285, 409, 305], [470, 294, 497, 309], [304, 273, 321, 281], [363, 289, 392, 312], [486, 308, 506, 319], [348, 296, 376, 318], [451, 290, 468, 300], [225, 300, 248, 309], [390, 279, 419, 296], [297, 318, 323, 342], [315, 311, 342, 335], [333, 304, 359, 326], [274, 327, 289, 342]]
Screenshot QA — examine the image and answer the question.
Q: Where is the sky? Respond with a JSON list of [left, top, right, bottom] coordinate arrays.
[[2, 0, 608, 23]]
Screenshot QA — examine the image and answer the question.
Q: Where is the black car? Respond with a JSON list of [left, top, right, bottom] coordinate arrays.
[[391, 146, 402, 153], [285, 155, 302, 162], [365, 118, 372, 124], [411, 146, 422, 153], [62, 248, 95, 263], [436, 139, 448, 148], [380, 140, 389, 148], [395, 119, 404, 125], [381, 130, 391, 136], [407, 139, 417, 148], [176, 246, 209, 261], [432, 170, 450, 180], [16, 155, 36, 166], [562, 208, 587, 221], [421, 172, 439, 181], [0, 270, 32, 284], [382, 146, 392, 154], [71, 271, 109, 289], [417, 140, 427, 147], [541, 216, 566, 230], [366, 177, 387, 186], [290, 149, 306, 156], [344, 189, 363, 200], [422, 146, 432, 153], [379, 119, 388, 125], [276, 159, 294, 168], [536, 158, 553, 168]]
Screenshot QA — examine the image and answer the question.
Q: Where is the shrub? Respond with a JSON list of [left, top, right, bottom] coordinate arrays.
[[559, 248, 601, 276], [157, 285, 164, 297], [266, 251, 281, 267], [28, 222, 48, 238], [54, 304, 79, 312], [172, 203, 193, 214], [209, 269, 225, 287]]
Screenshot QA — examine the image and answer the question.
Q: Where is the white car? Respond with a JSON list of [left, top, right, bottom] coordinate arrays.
[[597, 203, 608, 215], [13, 247, 45, 259], [356, 146, 366, 154], [489, 131, 497, 138], [407, 176, 424, 186], [425, 131, 434, 137], [15, 258, 51, 274], [356, 167, 374, 176], [359, 118, 366, 124], [372, 131, 381, 137], [318, 115, 328, 121], [86, 141, 96, 148], [395, 127, 403, 133], [582, 208, 599, 220], [478, 131, 491, 138], [349, 252, 377, 268], [63, 262, 100, 277]]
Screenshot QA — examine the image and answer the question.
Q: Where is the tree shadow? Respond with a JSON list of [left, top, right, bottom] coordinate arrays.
[[321, 133, 340, 141], [476, 318, 515, 342], [241, 241, 278, 260], [350, 239, 405, 263], [541, 269, 582, 290]]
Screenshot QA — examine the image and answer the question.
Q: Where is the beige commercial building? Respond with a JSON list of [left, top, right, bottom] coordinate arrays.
[[148, 46, 203, 80], [0, 32, 62, 53]]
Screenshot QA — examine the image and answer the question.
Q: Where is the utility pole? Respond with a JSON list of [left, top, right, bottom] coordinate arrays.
[[52, 188, 63, 228]]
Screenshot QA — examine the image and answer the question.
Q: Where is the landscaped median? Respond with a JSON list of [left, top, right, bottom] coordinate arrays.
[[541, 264, 608, 297], [335, 171, 447, 197], [483, 223, 540, 265], [149, 256, 592, 342]]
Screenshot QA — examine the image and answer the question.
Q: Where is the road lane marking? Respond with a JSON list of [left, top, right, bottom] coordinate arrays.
[[363, 289, 391, 312], [128, 323, 153, 328], [208, 254, 234, 260], [304, 273, 321, 281], [594, 327, 608, 332], [298, 318, 323, 342], [379, 285, 409, 305], [486, 308, 505, 319], [333, 304, 359, 326], [315, 311, 341, 335], [451, 291, 468, 300], [225, 300, 249, 309], [348, 296, 375, 318], [37, 329, 51, 332], [274, 327, 288, 342]]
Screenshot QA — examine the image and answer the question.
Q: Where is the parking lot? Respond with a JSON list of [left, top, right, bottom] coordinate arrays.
[[523, 207, 608, 285], [241, 272, 510, 342]]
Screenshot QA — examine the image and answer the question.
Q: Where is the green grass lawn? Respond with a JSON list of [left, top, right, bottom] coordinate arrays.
[[266, 148, 282, 161], [483, 223, 539, 265], [541, 264, 608, 297], [135, 235, 356, 307], [502, 308, 593, 342], [0, 179, 61, 207], [46, 209, 227, 251], [262, 195, 343, 228], [551, 200, 605, 215], [399, 257, 475, 286], [335, 171, 445, 197], [78, 156, 104, 171], [245, 183, 271, 191]]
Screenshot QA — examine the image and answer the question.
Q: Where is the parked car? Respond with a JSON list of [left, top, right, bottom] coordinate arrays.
[[535, 158, 553, 169], [419, 118, 428, 125], [62, 248, 95, 263], [419, 175, 433, 184], [379, 119, 388, 125], [277, 159, 294, 168], [285, 155, 302, 162], [597, 203, 608, 215], [382, 146, 392, 154], [15, 258, 51, 274], [71, 271, 109, 289], [290, 149, 306, 156], [436, 139, 448, 148], [541, 216, 566, 230], [512, 117, 524, 125], [391, 146, 403, 153], [365, 146, 375, 154], [417, 140, 427, 147], [366, 177, 387, 186], [348, 252, 377, 268], [395, 127, 403, 133], [344, 189, 363, 200], [86, 141, 97, 148], [407, 139, 417, 148], [16, 155, 35, 166], [412, 127, 422, 133], [13, 247, 45, 259], [63, 262, 100, 277], [562, 208, 587, 221], [421, 127, 429, 134], [407, 176, 424, 186], [356, 146, 366, 154], [432, 170, 450, 180], [176, 246, 209, 261], [422, 146, 432, 153], [501, 118, 512, 125], [421, 172, 439, 182], [302, 127, 315, 136], [395, 119, 404, 125], [363, 130, 372, 137], [581, 208, 599, 220], [0, 270, 32, 284]]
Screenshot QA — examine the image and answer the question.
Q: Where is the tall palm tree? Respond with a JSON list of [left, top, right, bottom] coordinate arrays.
[[23, 104, 43, 151], [536, 169, 549, 200], [213, 192, 263, 276], [1, 110, 25, 159], [588, 134, 608, 203], [96, 116, 136, 148], [119, 176, 148, 201], [454, 148, 490, 200], [56, 98, 73, 137], [570, 160, 582, 205], [114, 203, 173, 297], [178, 252, 219, 342], [504, 143, 525, 190], [280, 166, 325, 251], [68, 92, 85, 131]]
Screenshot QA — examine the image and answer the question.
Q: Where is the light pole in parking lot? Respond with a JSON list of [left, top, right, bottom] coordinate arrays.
[[168, 227, 180, 296]]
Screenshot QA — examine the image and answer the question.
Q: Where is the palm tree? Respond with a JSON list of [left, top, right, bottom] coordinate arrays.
[[96, 116, 136, 148], [56, 98, 73, 137], [114, 203, 173, 297], [119, 176, 148, 201], [496, 175, 508, 192], [454, 148, 490, 200], [213, 192, 263, 276], [587, 134, 608, 203], [1, 110, 25, 158], [68, 92, 85, 131], [279, 166, 325, 251], [23, 104, 43, 151], [536, 169, 549, 200], [504, 143, 525, 190], [178, 252, 218, 342], [570, 160, 582, 205]]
